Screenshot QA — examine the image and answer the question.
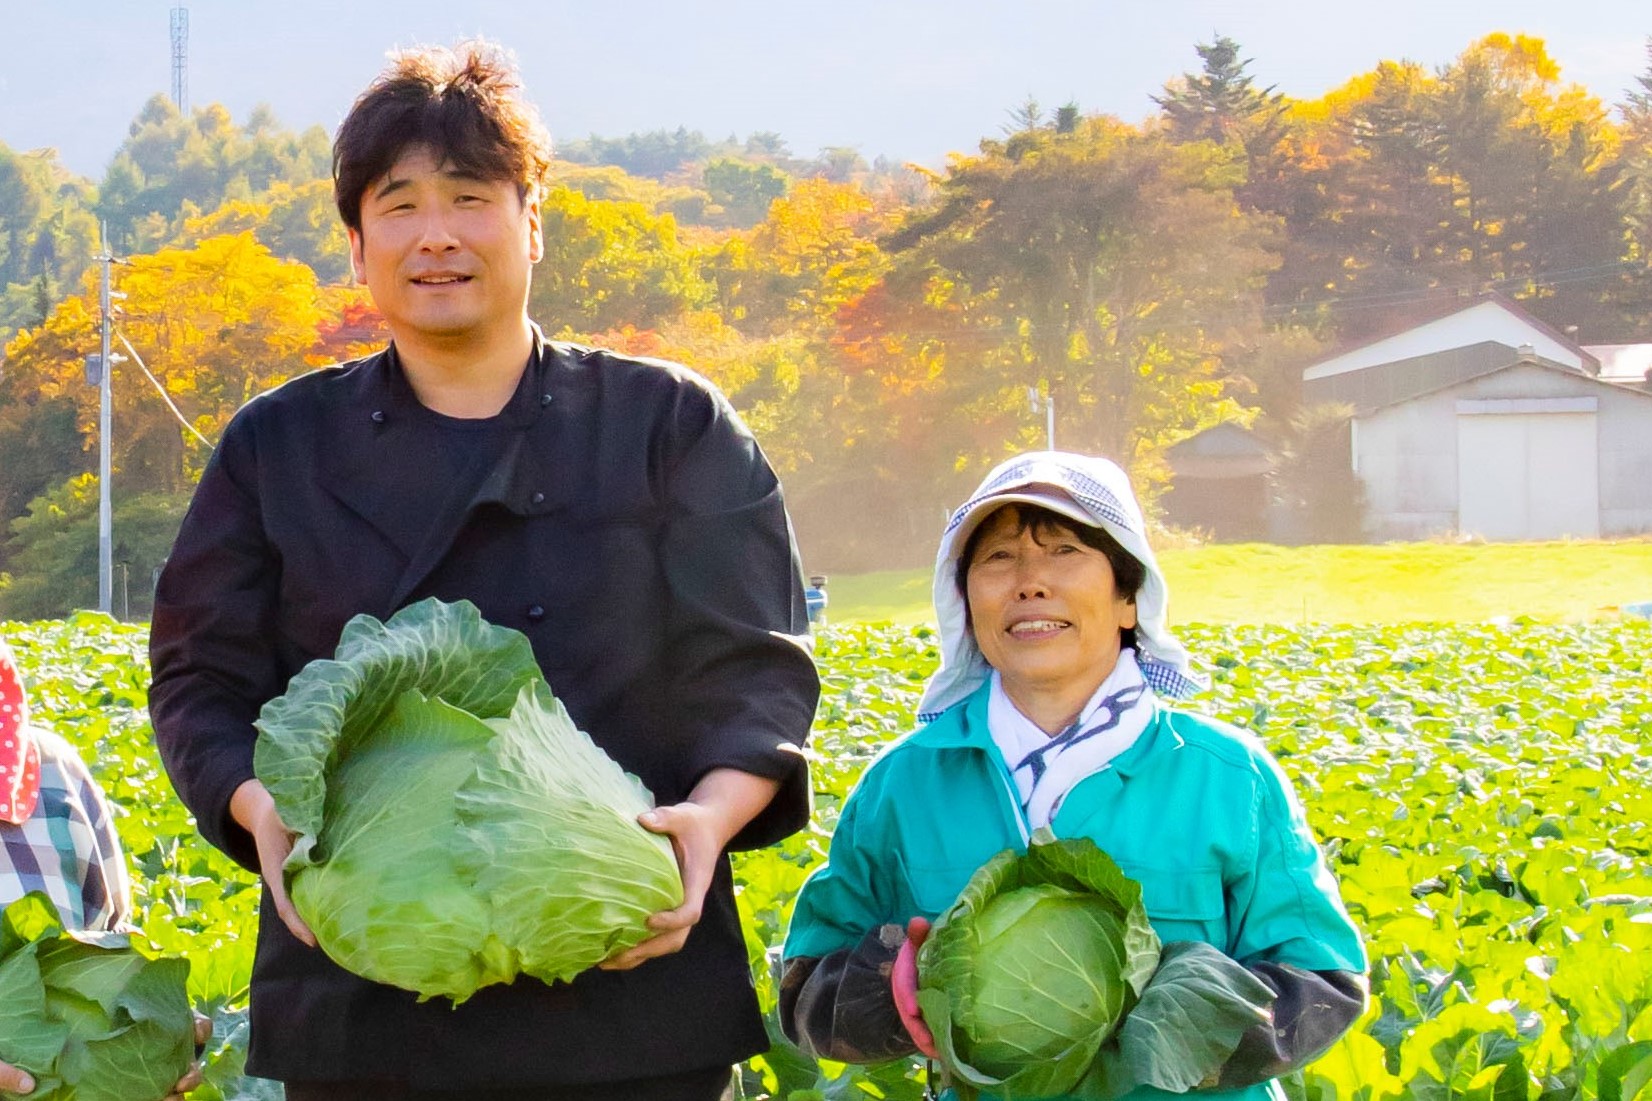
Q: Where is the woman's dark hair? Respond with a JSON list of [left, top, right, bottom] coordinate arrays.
[[333, 41, 553, 233], [956, 503, 1145, 648]]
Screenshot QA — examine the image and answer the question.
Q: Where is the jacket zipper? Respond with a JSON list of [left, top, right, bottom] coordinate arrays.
[[988, 751, 1032, 847]]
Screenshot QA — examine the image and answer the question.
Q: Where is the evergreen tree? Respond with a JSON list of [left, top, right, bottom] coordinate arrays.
[[1154, 35, 1281, 146], [1155, 38, 1293, 228], [1625, 38, 1652, 125]]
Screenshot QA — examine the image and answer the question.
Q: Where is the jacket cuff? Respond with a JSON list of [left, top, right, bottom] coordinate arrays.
[[198, 763, 261, 875], [685, 738, 811, 852], [1216, 965, 1368, 1089], [780, 925, 913, 1062]]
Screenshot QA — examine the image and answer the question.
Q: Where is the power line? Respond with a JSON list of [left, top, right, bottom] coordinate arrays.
[[837, 256, 1645, 341], [1261, 258, 1646, 321], [113, 330, 215, 450]]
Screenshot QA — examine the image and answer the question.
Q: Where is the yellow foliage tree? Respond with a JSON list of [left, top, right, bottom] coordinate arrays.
[[713, 178, 891, 337], [530, 186, 713, 333], [2, 231, 325, 494], [177, 180, 352, 283]]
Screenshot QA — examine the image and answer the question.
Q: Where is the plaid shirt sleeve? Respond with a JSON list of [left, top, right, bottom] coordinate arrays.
[[0, 727, 132, 931]]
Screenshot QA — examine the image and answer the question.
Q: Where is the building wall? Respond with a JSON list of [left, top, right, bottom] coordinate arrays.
[[1354, 362, 1652, 538], [1353, 399, 1459, 536], [1160, 475, 1268, 541], [1306, 301, 1586, 382]]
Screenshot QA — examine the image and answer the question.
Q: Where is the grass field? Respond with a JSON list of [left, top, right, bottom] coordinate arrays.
[[821, 540, 1652, 626]]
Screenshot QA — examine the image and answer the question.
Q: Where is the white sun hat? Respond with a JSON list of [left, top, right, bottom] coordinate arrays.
[[916, 451, 1204, 723]]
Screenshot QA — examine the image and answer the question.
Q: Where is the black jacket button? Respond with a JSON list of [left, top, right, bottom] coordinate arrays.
[[370, 410, 386, 424], [530, 491, 545, 505], [526, 605, 546, 621]]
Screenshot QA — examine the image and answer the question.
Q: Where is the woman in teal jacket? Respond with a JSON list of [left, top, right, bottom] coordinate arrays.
[[781, 451, 1366, 1101]]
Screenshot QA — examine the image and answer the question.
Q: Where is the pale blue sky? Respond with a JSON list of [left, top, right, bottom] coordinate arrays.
[[0, 0, 1647, 179]]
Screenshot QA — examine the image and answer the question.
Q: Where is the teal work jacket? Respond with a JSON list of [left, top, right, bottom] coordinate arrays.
[[784, 684, 1366, 1101]]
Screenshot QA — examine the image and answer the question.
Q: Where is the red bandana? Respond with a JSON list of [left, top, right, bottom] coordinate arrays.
[[0, 640, 41, 826]]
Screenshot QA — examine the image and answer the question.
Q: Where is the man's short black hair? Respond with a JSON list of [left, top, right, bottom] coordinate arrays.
[[333, 40, 553, 233]]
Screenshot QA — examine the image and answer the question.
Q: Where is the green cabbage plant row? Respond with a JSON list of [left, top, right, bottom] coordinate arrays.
[[5, 614, 1650, 1101]]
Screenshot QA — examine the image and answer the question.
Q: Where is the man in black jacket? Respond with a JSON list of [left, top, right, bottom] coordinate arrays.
[[149, 41, 818, 1101]]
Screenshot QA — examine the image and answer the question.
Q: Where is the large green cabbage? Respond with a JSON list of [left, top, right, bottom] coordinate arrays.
[[0, 894, 194, 1101], [253, 598, 683, 1004], [916, 829, 1274, 1100]]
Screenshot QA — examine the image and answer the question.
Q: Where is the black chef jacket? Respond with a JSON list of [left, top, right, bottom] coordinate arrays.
[[149, 331, 819, 1089]]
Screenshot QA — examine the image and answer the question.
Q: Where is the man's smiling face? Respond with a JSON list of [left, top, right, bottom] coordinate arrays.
[[348, 144, 542, 350]]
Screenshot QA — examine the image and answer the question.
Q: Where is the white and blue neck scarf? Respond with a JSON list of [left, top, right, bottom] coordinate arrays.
[[988, 649, 1156, 829]]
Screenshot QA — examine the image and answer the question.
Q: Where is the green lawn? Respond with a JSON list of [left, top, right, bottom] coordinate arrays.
[[821, 540, 1652, 626]]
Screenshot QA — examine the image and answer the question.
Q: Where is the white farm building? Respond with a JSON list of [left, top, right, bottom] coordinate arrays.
[[1302, 296, 1652, 541]]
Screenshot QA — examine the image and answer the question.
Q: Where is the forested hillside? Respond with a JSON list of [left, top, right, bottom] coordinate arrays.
[[2, 33, 1650, 614]]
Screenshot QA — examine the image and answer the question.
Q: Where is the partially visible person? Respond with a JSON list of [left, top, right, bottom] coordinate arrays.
[[780, 451, 1366, 1100], [0, 638, 205, 1099], [1, 637, 131, 931]]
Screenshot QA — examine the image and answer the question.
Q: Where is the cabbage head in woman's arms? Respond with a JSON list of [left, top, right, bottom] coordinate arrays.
[[916, 830, 1274, 1101]]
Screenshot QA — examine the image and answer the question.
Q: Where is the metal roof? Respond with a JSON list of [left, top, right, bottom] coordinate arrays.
[[1166, 423, 1272, 479], [1303, 341, 1562, 414]]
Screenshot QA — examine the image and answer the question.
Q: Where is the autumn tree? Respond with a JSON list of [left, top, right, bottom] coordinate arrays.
[[883, 116, 1276, 475], [2, 232, 325, 499], [0, 232, 337, 609], [178, 179, 351, 283], [1260, 36, 1634, 341], [1328, 63, 1452, 311], [1335, 36, 1629, 336], [712, 178, 891, 337], [309, 287, 390, 367], [529, 186, 713, 333], [548, 161, 715, 227]]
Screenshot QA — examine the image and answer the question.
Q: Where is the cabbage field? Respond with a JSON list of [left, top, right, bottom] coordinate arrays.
[[4, 614, 1650, 1101]]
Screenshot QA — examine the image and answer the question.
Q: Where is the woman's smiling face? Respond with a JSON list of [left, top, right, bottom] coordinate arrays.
[[963, 506, 1139, 708]]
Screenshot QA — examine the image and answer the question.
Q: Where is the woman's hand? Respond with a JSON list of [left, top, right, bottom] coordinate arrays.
[[0, 1057, 36, 1095], [229, 779, 316, 947], [892, 916, 938, 1058], [158, 1012, 214, 1100]]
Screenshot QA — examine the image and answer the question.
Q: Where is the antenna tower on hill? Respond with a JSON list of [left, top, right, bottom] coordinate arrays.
[[170, 8, 189, 113]]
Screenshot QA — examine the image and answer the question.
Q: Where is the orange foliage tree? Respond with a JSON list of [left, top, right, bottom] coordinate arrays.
[[2, 232, 326, 496]]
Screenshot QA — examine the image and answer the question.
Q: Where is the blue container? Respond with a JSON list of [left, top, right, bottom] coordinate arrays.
[[805, 574, 829, 625]]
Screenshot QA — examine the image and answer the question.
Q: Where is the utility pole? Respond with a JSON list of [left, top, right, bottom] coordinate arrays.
[[97, 226, 114, 614], [1027, 386, 1056, 451]]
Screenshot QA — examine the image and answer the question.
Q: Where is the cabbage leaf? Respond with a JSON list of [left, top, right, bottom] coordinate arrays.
[[0, 894, 193, 1101], [1096, 940, 1276, 1094]]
